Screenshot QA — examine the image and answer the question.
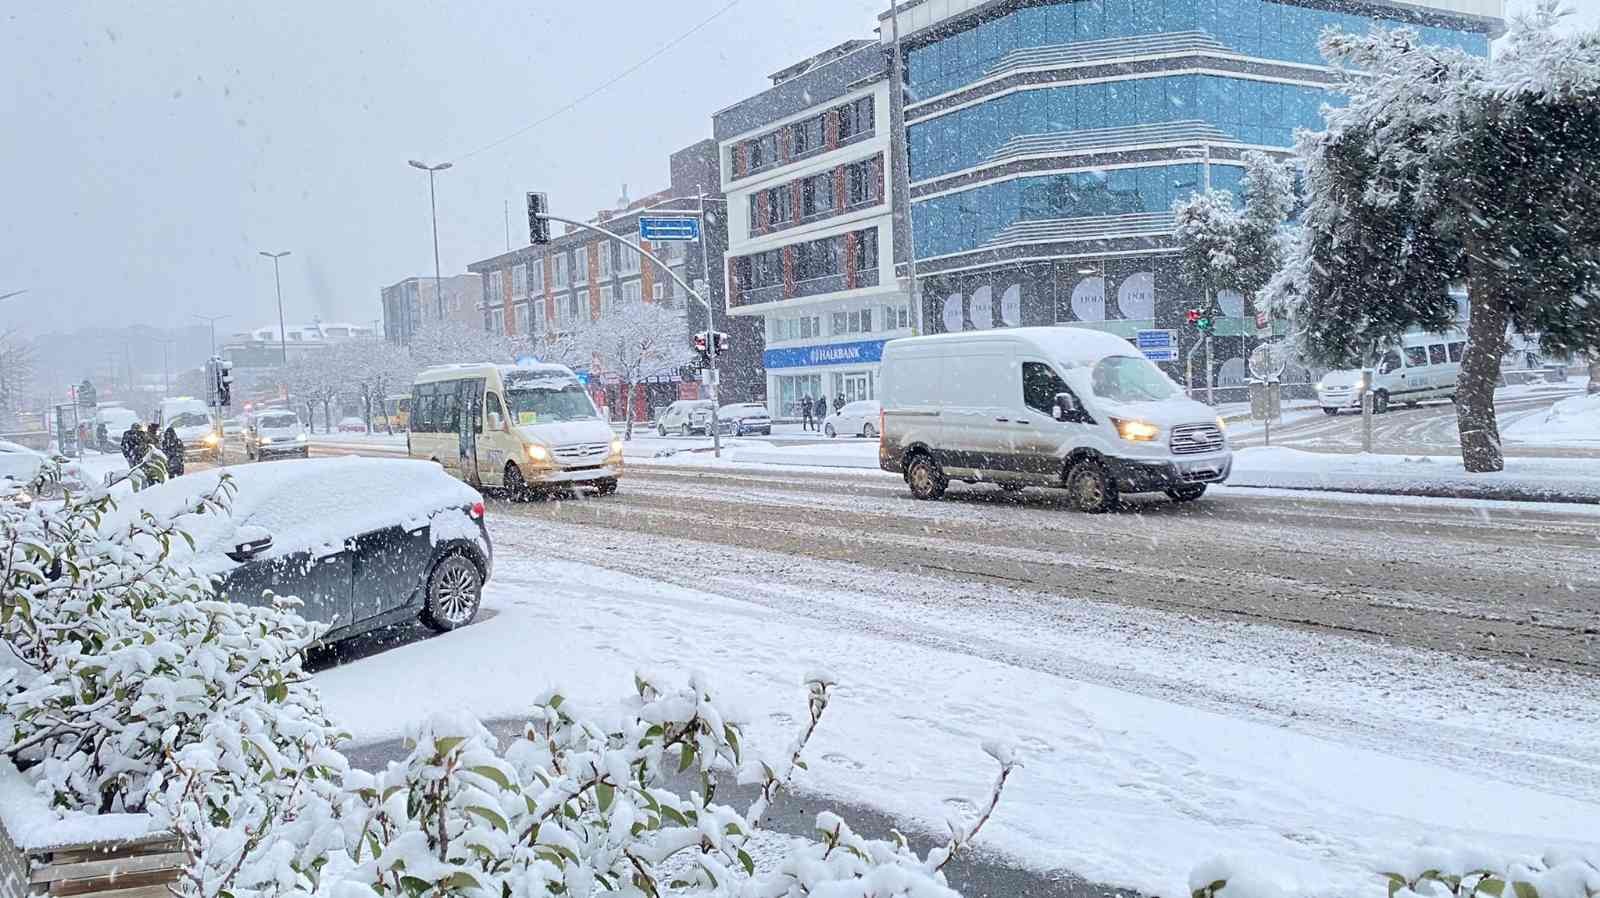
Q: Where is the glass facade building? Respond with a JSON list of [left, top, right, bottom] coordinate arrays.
[[886, 0, 1499, 396]]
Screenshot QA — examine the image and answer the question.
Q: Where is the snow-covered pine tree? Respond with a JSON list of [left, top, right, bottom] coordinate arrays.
[[1281, 3, 1600, 472]]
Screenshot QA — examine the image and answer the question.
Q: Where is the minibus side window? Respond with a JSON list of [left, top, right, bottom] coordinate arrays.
[[1404, 346, 1428, 368], [1428, 344, 1447, 365], [1447, 341, 1466, 363], [485, 393, 505, 428], [1378, 351, 1403, 375], [413, 384, 437, 433]]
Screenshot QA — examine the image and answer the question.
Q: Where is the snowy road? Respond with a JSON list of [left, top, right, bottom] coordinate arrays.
[[1231, 388, 1590, 455], [499, 464, 1600, 671]]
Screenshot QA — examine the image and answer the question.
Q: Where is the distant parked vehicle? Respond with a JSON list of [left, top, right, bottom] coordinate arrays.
[[337, 416, 368, 433], [657, 400, 715, 436], [100, 457, 492, 643], [718, 403, 772, 436], [824, 400, 881, 439]]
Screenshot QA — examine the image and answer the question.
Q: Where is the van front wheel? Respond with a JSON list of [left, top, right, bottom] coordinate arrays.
[[906, 455, 947, 501], [1067, 460, 1117, 513]]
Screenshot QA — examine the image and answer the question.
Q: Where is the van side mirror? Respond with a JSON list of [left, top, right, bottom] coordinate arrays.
[[1054, 392, 1088, 424]]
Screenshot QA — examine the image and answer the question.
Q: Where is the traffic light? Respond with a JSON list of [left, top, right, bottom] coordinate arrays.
[[693, 331, 729, 361], [527, 192, 550, 245], [1186, 308, 1215, 334], [1186, 309, 1201, 325], [693, 332, 709, 355], [214, 356, 234, 407]]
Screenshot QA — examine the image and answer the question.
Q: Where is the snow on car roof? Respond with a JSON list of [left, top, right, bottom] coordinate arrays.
[[100, 457, 480, 574]]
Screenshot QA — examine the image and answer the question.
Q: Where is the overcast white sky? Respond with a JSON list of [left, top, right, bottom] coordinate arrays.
[[2, 1, 1592, 336]]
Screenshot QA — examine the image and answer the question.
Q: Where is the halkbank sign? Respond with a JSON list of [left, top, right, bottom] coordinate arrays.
[[762, 339, 887, 370]]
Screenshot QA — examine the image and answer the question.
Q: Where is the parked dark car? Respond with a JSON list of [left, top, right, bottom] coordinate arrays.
[[104, 457, 492, 642]]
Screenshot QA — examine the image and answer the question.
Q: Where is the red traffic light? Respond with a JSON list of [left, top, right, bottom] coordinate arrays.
[[693, 333, 709, 353], [1186, 309, 1201, 324]]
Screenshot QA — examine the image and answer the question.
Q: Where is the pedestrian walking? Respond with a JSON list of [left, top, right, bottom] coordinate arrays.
[[800, 394, 814, 432], [119, 423, 145, 466], [815, 395, 829, 427], [160, 426, 186, 477]]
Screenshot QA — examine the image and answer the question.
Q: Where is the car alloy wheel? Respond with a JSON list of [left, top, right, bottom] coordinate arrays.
[[658, 424, 667, 436], [423, 554, 481, 632]]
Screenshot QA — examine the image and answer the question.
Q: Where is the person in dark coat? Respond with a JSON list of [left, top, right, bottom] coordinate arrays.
[[833, 393, 846, 414], [800, 394, 814, 432], [160, 426, 186, 477], [814, 395, 829, 425], [120, 423, 146, 466]]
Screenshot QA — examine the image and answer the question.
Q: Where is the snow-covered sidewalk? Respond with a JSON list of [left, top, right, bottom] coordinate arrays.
[[1504, 392, 1600, 447], [316, 542, 1600, 898], [1230, 446, 1600, 503]]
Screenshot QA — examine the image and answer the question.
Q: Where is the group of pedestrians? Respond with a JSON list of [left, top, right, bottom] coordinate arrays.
[[799, 393, 847, 432], [119, 421, 187, 477]]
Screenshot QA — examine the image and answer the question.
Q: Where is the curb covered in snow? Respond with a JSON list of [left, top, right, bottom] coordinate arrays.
[[1228, 447, 1600, 505]]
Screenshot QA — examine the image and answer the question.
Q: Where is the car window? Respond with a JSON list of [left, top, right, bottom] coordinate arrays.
[[1378, 351, 1404, 375], [1428, 344, 1447, 365], [1448, 341, 1466, 362], [1404, 346, 1429, 367], [1089, 356, 1179, 403], [1022, 361, 1070, 414]]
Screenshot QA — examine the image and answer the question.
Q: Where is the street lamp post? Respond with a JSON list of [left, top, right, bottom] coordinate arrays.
[[888, 1, 923, 335], [259, 251, 292, 365], [193, 314, 229, 357], [408, 160, 453, 322]]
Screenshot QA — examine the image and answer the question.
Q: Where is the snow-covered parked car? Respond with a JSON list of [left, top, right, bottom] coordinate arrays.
[[718, 403, 772, 436], [823, 400, 881, 439], [101, 457, 492, 643], [657, 400, 715, 436], [0, 441, 85, 499], [337, 416, 368, 433]]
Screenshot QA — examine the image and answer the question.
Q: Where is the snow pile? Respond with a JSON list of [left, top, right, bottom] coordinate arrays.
[[637, 439, 883, 471], [1229, 447, 1600, 502], [1504, 393, 1600, 445], [0, 758, 155, 850]]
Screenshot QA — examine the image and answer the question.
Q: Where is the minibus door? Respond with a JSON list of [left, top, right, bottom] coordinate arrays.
[[457, 378, 484, 486]]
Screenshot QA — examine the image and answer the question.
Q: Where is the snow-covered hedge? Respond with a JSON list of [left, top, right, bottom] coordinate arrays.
[[157, 671, 1018, 898], [1190, 851, 1600, 898], [0, 458, 333, 815]]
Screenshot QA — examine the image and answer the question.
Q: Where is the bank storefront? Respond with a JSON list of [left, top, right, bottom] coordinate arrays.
[[763, 338, 888, 419]]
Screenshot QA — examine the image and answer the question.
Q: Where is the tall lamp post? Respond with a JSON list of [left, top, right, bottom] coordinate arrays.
[[259, 251, 292, 365], [408, 160, 453, 321]]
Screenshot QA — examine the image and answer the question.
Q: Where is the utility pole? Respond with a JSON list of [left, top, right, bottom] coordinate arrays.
[[259, 251, 292, 365], [408, 160, 453, 321], [888, 0, 922, 334], [504, 199, 511, 252], [698, 193, 722, 458]]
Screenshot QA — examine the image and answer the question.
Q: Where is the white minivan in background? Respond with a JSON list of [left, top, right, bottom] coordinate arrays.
[[878, 327, 1230, 512], [1316, 330, 1465, 414], [409, 363, 622, 497]]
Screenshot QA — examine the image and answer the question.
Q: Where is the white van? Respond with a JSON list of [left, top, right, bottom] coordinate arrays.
[[408, 363, 622, 496], [878, 327, 1230, 512], [1316, 331, 1465, 414], [157, 397, 219, 460]]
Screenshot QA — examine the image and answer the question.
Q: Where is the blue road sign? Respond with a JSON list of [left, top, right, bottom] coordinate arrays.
[[639, 216, 700, 242], [1135, 328, 1178, 362]]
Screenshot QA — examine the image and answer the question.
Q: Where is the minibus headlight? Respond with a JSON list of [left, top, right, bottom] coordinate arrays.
[[202, 432, 220, 447], [1216, 416, 1227, 434], [609, 439, 624, 459], [526, 444, 551, 463], [1111, 417, 1160, 442]]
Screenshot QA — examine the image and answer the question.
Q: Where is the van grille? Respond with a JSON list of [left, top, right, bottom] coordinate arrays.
[[1170, 423, 1224, 455], [553, 443, 611, 463]]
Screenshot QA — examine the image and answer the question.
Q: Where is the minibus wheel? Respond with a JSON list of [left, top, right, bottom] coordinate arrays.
[[906, 454, 947, 501], [504, 463, 528, 500], [1066, 460, 1117, 513], [1373, 391, 1390, 414]]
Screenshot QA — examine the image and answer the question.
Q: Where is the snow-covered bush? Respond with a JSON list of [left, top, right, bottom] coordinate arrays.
[[0, 459, 337, 815], [160, 671, 1018, 898], [1189, 850, 1600, 898]]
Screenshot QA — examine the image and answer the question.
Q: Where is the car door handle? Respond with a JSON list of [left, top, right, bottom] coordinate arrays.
[[994, 417, 1009, 423], [1014, 419, 1030, 425]]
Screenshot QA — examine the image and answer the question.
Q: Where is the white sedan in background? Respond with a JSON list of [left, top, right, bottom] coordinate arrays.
[[718, 403, 772, 436], [823, 400, 881, 439]]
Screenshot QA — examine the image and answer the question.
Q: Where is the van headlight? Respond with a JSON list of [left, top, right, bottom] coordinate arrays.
[[526, 444, 551, 463], [609, 439, 624, 459], [1111, 417, 1160, 442], [202, 433, 220, 447]]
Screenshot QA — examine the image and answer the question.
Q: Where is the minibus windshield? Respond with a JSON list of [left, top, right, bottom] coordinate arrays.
[[506, 383, 600, 424], [1089, 356, 1180, 403]]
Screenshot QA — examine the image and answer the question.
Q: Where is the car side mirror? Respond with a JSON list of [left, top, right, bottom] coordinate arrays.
[[227, 534, 273, 562]]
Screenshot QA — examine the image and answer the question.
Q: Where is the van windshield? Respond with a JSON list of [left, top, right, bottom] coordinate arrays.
[[506, 383, 599, 424], [258, 414, 299, 430], [1090, 356, 1180, 403], [170, 412, 211, 429]]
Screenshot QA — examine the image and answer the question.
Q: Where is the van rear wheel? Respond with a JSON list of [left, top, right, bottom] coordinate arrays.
[[1067, 460, 1117, 513], [906, 455, 947, 501]]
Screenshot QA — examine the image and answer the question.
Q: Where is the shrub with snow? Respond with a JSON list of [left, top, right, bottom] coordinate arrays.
[[0, 459, 337, 815], [158, 671, 1018, 898]]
